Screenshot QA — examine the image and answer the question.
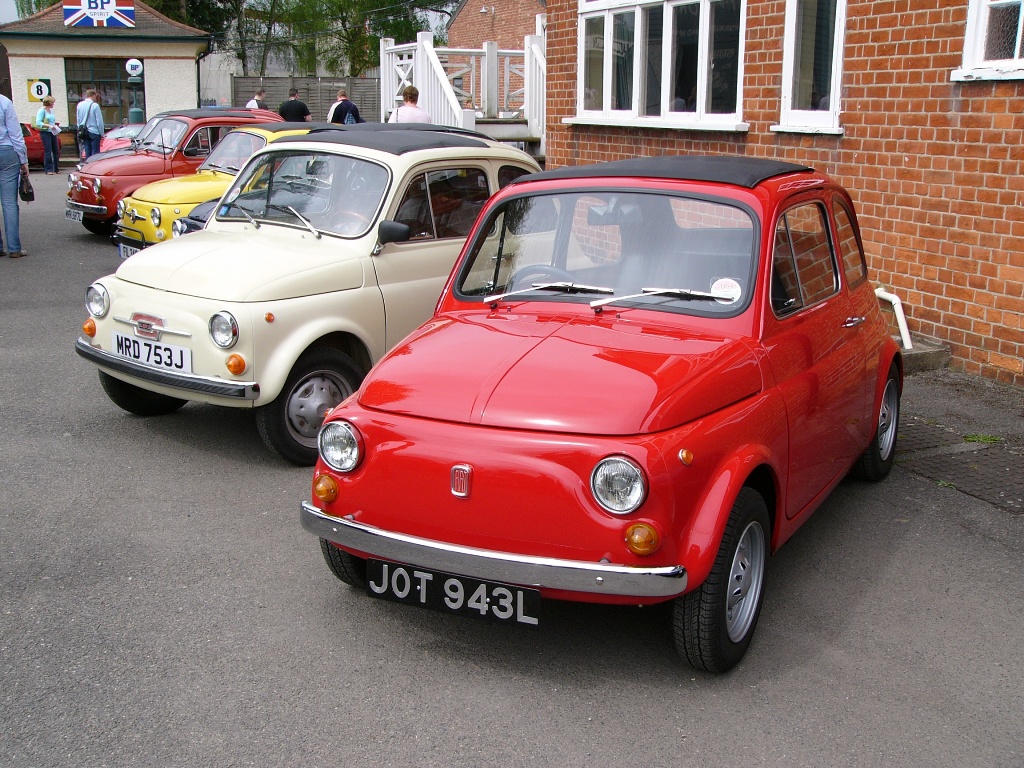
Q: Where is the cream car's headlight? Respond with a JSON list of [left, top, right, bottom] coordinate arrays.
[[209, 311, 238, 348], [591, 456, 646, 514], [92, 178, 101, 194], [319, 421, 363, 472], [150, 207, 162, 227], [85, 283, 110, 318]]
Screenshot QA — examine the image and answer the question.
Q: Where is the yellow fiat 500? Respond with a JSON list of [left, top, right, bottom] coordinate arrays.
[[113, 123, 315, 259]]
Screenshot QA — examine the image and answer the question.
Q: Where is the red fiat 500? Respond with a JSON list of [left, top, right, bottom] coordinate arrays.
[[301, 156, 902, 672]]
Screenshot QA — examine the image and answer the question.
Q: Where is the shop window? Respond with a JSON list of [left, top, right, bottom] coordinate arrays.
[[574, 0, 745, 128], [954, 0, 1024, 80], [66, 58, 146, 128]]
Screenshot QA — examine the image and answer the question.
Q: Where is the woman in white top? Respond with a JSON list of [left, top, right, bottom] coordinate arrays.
[[388, 86, 432, 124]]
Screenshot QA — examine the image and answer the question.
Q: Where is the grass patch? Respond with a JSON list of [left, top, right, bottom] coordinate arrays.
[[963, 434, 1002, 444]]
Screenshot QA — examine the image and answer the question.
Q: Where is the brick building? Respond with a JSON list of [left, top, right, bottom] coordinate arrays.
[[447, 0, 546, 51], [543, 0, 1024, 385]]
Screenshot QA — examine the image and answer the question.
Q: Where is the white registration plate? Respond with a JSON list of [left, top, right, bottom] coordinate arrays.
[[118, 243, 140, 260], [65, 209, 83, 222], [112, 332, 192, 373]]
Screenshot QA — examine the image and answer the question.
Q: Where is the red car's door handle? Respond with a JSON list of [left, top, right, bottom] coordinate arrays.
[[843, 316, 867, 328]]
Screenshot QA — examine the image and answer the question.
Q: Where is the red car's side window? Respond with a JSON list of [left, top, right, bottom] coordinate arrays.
[[833, 203, 868, 288], [771, 202, 837, 315]]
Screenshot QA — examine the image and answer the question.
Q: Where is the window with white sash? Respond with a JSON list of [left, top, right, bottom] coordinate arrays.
[[574, 0, 747, 130], [774, 0, 847, 134], [953, 0, 1024, 81]]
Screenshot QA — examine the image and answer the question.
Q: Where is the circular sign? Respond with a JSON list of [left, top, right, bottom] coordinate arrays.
[[29, 80, 50, 100], [126, 59, 144, 76]]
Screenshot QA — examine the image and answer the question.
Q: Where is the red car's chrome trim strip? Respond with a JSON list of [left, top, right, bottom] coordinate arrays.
[[300, 501, 687, 598]]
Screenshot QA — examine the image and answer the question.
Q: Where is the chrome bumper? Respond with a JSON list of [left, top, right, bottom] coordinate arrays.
[[75, 337, 260, 400], [301, 501, 688, 598], [67, 200, 108, 216], [114, 224, 148, 249]]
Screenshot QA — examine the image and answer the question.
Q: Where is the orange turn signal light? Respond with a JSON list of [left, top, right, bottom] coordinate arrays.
[[82, 318, 96, 338], [313, 473, 339, 503], [265, 313, 275, 323], [625, 523, 661, 556], [225, 354, 246, 375]]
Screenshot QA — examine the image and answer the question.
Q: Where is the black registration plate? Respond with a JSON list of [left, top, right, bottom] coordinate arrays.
[[366, 559, 540, 626]]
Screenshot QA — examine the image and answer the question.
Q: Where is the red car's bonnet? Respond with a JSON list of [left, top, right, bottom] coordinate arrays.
[[359, 309, 763, 434]]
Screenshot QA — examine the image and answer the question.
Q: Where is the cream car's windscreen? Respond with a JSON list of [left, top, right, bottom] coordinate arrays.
[[218, 151, 390, 237], [456, 191, 757, 316]]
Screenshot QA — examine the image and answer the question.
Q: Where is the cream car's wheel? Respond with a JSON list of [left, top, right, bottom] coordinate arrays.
[[673, 487, 769, 673], [98, 371, 187, 416], [255, 349, 363, 465]]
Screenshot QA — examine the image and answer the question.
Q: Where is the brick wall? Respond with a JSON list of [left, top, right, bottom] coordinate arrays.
[[544, 0, 1024, 385], [448, 0, 544, 51]]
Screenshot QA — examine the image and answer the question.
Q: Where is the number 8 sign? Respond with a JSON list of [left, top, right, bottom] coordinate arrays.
[[28, 79, 52, 102]]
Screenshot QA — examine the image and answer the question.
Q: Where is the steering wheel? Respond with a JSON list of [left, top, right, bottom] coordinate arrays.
[[509, 264, 574, 291], [336, 210, 373, 234]]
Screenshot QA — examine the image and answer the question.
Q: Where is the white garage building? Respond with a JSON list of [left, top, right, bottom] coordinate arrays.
[[0, 0, 210, 130]]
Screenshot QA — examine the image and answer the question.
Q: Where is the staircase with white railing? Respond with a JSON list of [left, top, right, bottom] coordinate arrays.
[[380, 25, 546, 158]]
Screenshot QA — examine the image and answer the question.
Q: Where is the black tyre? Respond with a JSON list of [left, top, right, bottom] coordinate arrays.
[[255, 348, 363, 466], [850, 363, 901, 481], [82, 216, 115, 236], [98, 371, 188, 416], [319, 539, 367, 588], [673, 487, 770, 673]]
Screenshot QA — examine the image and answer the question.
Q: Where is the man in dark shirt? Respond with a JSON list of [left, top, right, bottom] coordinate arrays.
[[279, 89, 311, 122], [326, 89, 365, 124]]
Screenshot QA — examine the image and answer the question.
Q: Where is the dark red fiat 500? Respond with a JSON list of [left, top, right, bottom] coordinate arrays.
[[301, 156, 902, 672]]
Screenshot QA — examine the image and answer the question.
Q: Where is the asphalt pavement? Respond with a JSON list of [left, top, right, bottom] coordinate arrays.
[[1, 171, 1022, 768]]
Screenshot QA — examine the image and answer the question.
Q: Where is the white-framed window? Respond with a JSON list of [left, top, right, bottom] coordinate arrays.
[[773, 0, 847, 134], [572, 0, 748, 131], [953, 0, 1024, 81]]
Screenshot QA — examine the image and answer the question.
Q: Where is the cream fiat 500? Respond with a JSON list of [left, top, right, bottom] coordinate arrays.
[[76, 126, 540, 464]]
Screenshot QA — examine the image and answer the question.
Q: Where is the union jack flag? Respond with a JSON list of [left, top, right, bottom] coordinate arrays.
[[63, 0, 136, 28]]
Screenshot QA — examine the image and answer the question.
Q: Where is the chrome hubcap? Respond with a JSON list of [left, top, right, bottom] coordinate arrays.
[[726, 521, 766, 643], [876, 378, 899, 461]]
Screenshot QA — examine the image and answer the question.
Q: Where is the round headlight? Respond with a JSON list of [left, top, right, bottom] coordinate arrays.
[[150, 207, 162, 227], [171, 218, 187, 238], [85, 283, 110, 318], [116, 199, 126, 218], [92, 178, 101, 194], [68, 173, 77, 189], [208, 311, 238, 349], [319, 420, 363, 473], [591, 456, 646, 514]]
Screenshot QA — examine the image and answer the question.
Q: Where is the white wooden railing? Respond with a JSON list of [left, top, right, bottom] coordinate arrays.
[[380, 22, 546, 148]]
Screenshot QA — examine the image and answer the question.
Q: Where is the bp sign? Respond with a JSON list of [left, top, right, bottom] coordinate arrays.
[[126, 59, 143, 76], [63, 0, 137, 28]]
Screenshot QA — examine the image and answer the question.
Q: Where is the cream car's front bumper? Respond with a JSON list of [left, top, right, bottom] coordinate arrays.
[[75, 337, 259, 400]]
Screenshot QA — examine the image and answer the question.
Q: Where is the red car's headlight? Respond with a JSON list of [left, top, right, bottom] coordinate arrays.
[[591, 456, 647, 514], [318, 420, 363, 473]]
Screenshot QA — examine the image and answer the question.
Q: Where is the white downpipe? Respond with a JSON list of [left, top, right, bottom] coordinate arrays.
[[875, 286, 913, 350]]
